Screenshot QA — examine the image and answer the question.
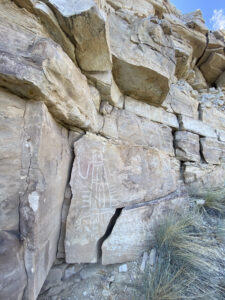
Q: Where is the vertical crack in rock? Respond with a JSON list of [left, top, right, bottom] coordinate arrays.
[[97, 208, 123, 263], [196, 31, 209, 66], [19, 100, 30, 299], [56, 132, 85, 258], [199, 138, 207, 164]]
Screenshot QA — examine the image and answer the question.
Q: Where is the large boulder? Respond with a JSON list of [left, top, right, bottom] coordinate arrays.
[[181, 10, 208, 35], [164, 12, 206, 61], [0, 89, 27, 300], [45, 0, 112, 72], [65, 133, 180, 263], [109, 12, 175, 105], [0, 0, 98, 131], [13, 0, 76, 63], [0, 88, 72, 300], [200, 52, 225, 85], [20, 101, 72, 299]]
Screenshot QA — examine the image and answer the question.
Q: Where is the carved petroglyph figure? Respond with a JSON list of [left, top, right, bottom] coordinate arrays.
[[77, 150, 117, 209]]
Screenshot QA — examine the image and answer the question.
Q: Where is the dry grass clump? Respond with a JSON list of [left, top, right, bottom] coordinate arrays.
[[145, 201, 225, 300], [203, 191, 225, 217]]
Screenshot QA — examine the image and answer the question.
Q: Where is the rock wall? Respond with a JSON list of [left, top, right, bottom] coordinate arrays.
[[0, 0, 225, 299]]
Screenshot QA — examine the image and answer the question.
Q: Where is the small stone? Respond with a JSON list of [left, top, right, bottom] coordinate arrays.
[[149, 248, 156, 266], [119, 264, 128, 273], [140, 252, 148, 272]]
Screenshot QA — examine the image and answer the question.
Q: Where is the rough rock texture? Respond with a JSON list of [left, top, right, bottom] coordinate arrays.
[[1, 0, 225, 299], [109, 11, 175, 105], [22, 102, 72, 299], [200, 138, 225, 165], [184, 163, 225, 195], [164, 82, 199, 119], [65, 133, 179, 263], [0, 0, 98, 131], [175, 131, 200, 162], [125, 96, 179, 128], [0, 89, 27, 300], [102, 190, 186, 264], [46, 0, 112, 72], [100, 107, 175, 155], [178, 115, 217, 138], [0, 89, 71, 299]]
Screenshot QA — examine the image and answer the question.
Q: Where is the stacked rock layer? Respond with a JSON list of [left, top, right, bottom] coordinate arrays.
[[0, 0, 225, 299]]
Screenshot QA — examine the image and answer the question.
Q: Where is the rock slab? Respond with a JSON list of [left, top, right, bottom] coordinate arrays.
[[65, 133, 180, 263]]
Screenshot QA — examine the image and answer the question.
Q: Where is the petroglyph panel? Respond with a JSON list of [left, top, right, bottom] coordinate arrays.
[[65, 133, 180, 263]]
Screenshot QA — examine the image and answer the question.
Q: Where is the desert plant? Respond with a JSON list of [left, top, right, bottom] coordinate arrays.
[[202, 191, 225, 216], [145, 206, 225, 300]]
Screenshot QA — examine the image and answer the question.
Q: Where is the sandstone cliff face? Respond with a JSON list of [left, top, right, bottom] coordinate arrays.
[[0, 0, 225, 299]]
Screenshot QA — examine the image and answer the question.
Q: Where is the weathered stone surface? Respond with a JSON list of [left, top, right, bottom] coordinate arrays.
[[197, 31, 224, 67], [164, 83, 199, 119], [178, 115, 217, 138], [125, 96, 179, 128], [0, 0, 98, 131], [164, 12, 206, 61], [0, 88, 71, 299], [181, 10, 208, 35], [86, 71, 124, 109], [106, 0, 155, 17], [200, 53, 225, 84], [102, 190, 187, 264], [216, 71, 225, 89], [175, 131, 200, 162], [46, 0, 111, 72], [184, 163, 225, 195], [200, 138, 225, 165], [65, 133, 180, 263], [0, 232, 27, 300], [109, 12, 175, 105], [0, 89, 26, 300], [200, 106, 225, 132], [172, 37, 193, 79], [20, 101, 71, 299], [189, 66, 208, 90], [101, 108, 174, 155], [14, 0, 76, 63], [0, 89, 25, 232]]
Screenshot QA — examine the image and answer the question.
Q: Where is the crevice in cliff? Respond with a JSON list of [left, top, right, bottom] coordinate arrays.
[[199, 139, 207, 164], [19, 100, 31, 300], [97, 207, 123, 263], [56, 131, 85, 259], [196, 31, 209, 66]]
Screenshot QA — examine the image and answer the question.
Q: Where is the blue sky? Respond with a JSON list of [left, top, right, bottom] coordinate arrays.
[[171, 0, 225, 30]]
